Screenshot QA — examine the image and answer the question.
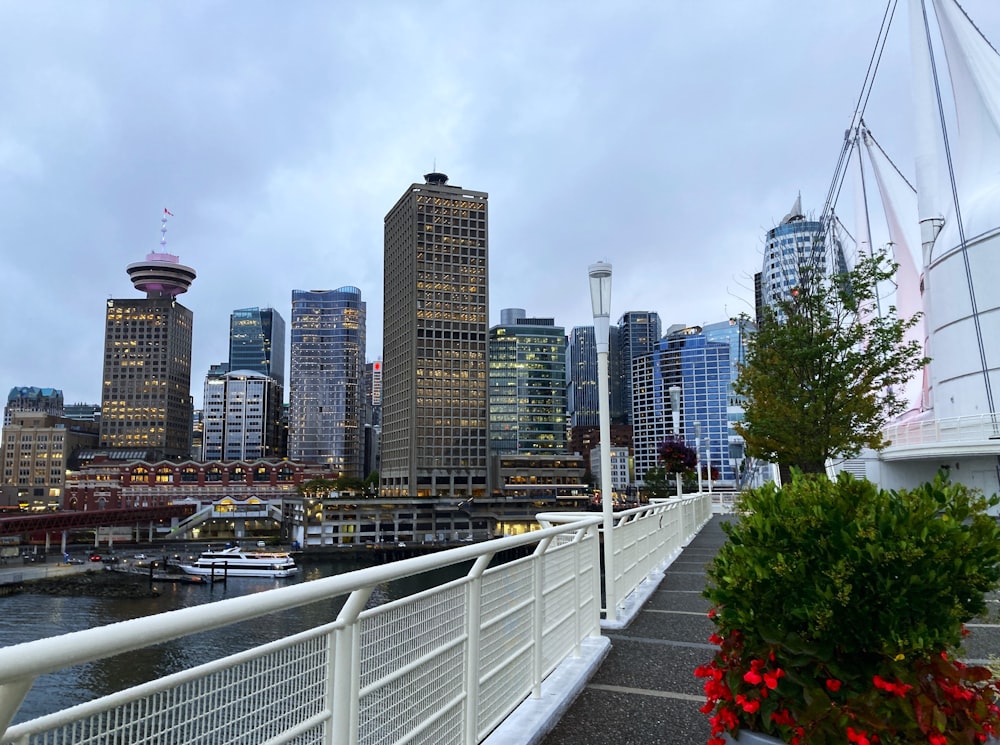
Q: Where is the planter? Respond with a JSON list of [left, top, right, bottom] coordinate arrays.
[[723, 731, 785, 745]]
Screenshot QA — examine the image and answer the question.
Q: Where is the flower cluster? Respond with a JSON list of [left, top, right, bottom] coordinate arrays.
[[695, 618, 1000, 744], [656, 437, 697, 474]]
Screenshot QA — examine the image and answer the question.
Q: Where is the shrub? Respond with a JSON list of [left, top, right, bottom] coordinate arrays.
[[697, 472, 1000, 744]]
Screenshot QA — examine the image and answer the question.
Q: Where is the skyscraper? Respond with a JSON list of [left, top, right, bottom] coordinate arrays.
[[759, 195, 823, 321], [288, 287, 366, 477], [618, 311, 662, 425], [202, 371, 282, 461], [4, 387, 64, 426], [488, 312, 567, 454], [632, 327, 731, 486], [229, 307, 286, 387], [99, 213, 196, 459], [381, 173, 489, 498]]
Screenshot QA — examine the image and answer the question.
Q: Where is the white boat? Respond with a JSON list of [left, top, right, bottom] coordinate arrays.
[[178, 547, 298, 578]]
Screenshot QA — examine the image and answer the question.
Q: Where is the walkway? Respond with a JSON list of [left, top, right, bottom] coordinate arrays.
[[540, 514, 728, 745]]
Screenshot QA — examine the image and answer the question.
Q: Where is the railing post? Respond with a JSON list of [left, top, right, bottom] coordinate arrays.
[[330, 587, 373, 745], [0, 678, 32, 738], [463, 554, 491, 745]]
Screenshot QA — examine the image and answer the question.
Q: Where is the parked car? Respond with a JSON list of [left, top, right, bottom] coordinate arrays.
[[89, 554, 102, 562]]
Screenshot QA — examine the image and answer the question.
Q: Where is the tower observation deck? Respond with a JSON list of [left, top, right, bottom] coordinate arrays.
[[126, 212, 196, 298]]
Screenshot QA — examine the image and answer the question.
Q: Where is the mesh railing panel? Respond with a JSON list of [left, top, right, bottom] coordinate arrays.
[[357, 586, 468, 745], [476, 563, 536, 734], [21, 635, 328, 745]]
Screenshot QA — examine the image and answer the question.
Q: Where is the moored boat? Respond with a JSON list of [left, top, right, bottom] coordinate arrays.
[[178, 547, 298, 578]]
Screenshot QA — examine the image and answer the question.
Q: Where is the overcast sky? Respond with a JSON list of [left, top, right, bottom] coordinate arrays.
[[3, 1, 999, 409]]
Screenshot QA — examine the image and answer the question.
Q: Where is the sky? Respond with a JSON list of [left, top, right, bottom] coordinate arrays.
[[3, 1, 1000, 409]]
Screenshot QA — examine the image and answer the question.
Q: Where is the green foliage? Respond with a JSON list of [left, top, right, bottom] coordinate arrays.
[[642, 467, 672, 499], [697, 472, 1000, 743], [734, 251, 928, 474], [296, 477, 337, 499]]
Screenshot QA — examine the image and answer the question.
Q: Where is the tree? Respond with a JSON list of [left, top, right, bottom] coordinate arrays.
[[642, 467, 672, 499], [297, 477, 337, 500], [735, 250, 928, 476]]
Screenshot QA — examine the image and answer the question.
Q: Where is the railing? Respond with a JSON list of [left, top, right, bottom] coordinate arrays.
[[538, 493, 712, 627], [883, 413, 1000, 448], [0, 498, 711, 745]]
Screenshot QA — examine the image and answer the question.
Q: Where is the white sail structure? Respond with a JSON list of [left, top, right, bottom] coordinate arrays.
[[911, 0, 1000, 421]]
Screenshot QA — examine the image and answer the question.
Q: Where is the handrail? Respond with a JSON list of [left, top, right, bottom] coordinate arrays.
[[0, 499, 712, 745]]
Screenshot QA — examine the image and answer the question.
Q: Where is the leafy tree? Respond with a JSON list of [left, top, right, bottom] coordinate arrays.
[[735, 250, 927, 476], [642, 466, 672, 499], [297, 477, 337, 500]]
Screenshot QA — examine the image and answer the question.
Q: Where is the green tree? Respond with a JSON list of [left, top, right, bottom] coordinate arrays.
[[297, 477, 337, 499], [642, 466, 672, 499], [735, 250, 927, 476]]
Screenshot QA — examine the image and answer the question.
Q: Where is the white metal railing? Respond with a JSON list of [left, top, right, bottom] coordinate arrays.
[[538, 493, 712, 626], [0, 518, 603, 745], [883, 413, 1000, 448], [0, 500, 712, 745]]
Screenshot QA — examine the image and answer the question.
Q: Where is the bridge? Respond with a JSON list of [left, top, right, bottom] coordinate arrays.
[[0, 493, 717, 745], [0, 506, 197, 538]]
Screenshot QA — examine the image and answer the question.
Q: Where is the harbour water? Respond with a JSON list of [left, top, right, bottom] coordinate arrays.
[[0, 554, 468, 726]]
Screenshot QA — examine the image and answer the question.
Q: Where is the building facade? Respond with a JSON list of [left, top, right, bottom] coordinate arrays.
[[488, 312, 567, 455], [758, 195, 824, 321], [380, 173, 489, 498], [5, 387, 64, 426], [618, 311, 662, 426], [2, 412, 99, 508], [203, 371, 283, 461], [288, 287, 366, 477], [99, 218, 196, 460], [229, 307, 286, 387], [632, 327, 732, 486]]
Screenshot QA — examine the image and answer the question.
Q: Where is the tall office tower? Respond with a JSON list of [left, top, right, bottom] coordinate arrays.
[[229, 307, 286, 387], [569, 327, 599, 427], [703, 318, 757, 485], [362, 361, 383, 480], [99, 213, 196, 459], [202, 371, 282, 461], [381, 173, 489, 498], [618, 311, 662, 425], [4, 387, 64, 426], [488, 312, 567, 455], [759, 195, 824, 322], [288, 287, 366, 477], [632, 327, 731, 486]]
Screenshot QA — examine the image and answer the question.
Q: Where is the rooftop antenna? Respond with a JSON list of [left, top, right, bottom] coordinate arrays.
[[160, 208, 174, 254]]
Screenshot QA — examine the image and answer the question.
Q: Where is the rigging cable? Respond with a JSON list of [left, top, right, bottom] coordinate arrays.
[[919, 0, 996, 418]]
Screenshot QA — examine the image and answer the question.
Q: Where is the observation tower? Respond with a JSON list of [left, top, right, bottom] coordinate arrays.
[[125, 212, 196, 297]]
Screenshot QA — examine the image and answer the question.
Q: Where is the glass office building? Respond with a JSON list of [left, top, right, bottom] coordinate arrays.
[[289, 287, 366, 476], [229, 307, 286, 387], [489, 314, 567, 454]]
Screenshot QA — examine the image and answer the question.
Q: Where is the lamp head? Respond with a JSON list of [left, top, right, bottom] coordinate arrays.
[[588, 262, 613, 319]]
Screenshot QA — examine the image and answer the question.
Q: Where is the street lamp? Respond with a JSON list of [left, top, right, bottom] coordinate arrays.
[[668, 385, 682, 497], [588, 261, 615, 619]]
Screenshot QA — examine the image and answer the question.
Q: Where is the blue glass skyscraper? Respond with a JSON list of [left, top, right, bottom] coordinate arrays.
[[289, 287, 366, 476], [229, 307, 286, 387]]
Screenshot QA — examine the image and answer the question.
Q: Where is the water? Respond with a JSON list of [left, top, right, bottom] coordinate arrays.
[[1, 555, 469, 725]]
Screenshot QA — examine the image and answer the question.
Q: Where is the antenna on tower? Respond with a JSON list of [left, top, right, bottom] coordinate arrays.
[[161, 208, 174, 252]]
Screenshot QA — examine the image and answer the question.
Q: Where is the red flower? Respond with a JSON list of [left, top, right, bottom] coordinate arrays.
[[770, 708, 796, 727], [825, 678, 842, 692], [928, 733, 946, 745], [736, 694, 760, 713], [846, 727, 873, 745], [708, 607, 717, 619], [763, 668, 785, 690]]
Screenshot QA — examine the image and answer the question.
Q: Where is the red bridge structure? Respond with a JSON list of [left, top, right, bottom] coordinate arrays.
[[0, 504, 196, 542]]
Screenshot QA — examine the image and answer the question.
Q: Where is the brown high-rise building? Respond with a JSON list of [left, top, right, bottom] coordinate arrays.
[[99, 214, 196, 459], [380, 173, 489, 497]]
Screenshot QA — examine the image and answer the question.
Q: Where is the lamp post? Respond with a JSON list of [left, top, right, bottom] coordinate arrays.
[[668, 385, 682, 497], [694, 420, 702, 493], [589, 261, 615, 619]]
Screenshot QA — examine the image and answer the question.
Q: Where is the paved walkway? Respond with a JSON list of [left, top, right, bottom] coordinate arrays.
[[539, 515, 728, 745]]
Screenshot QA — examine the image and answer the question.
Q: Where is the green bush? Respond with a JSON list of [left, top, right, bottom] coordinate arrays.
[[697, 472, 1000, 744]]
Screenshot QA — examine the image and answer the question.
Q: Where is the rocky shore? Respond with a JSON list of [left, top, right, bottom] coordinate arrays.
[[24, 570, 160, 598]]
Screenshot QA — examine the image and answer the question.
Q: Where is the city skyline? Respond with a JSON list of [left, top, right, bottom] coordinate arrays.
[[4, 3, 1000, 408]]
